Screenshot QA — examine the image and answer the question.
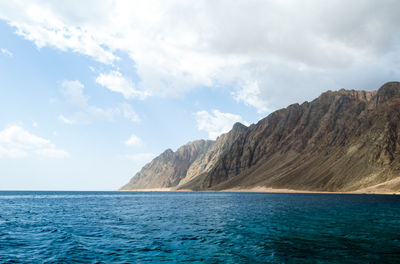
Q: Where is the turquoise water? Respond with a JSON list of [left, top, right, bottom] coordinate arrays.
[[0, 191, 399, 263]]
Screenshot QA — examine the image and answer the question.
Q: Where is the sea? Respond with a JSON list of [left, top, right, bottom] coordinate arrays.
[[0, 191, 399, 263]]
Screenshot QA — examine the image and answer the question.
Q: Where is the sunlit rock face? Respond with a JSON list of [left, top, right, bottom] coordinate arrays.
[[121, 140, 214, 189]]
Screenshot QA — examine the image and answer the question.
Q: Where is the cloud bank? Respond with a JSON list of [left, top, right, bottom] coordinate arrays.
[[1, 0, 400, 112]]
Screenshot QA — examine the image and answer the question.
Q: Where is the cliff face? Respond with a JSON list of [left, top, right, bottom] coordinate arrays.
[[121, 139, 214, 189], [122, 82, 400, 192], [178, 122, 248, 187]]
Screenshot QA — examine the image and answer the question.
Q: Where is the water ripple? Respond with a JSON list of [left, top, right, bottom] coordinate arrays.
[[0, 191, 399, 263]]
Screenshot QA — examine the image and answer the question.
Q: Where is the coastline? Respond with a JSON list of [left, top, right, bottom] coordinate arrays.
[[120, 186, 400, 195], [120, 176, 400, 194], [222, 187, 399, 195]]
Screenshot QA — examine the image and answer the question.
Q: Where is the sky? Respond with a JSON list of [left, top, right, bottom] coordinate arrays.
[[1, 0, 400, 190]]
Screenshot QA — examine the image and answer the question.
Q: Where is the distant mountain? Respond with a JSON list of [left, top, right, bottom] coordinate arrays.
[[121, 82, 400, 192], [121, 140, 213, 189]]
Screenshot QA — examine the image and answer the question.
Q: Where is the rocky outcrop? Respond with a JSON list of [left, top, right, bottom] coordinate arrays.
[[122, 82, 400, 192], [178, 122, 248, 188], [121, 140, 214, 189]]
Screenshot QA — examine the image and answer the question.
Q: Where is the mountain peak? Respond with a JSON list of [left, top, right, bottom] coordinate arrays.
[[121, 140, 214, 190], [232, 122, 247, 132], [376, 81, 400, 105]]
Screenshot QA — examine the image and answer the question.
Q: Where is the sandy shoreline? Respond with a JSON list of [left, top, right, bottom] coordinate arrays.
[[120, 186, 400, 195]]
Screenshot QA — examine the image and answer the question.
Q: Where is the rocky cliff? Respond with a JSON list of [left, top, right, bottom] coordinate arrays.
[[121, 139, 214, 189], [121, 82, 400, 192]]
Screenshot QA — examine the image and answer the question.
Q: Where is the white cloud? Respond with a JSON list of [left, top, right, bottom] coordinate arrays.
[[1, 48, 13, 57], [32, 122, 39, 128], [1, 1, 400, 109], [124, 134, 142, 147], [0, 124, 68, 158], [59, 80, 116, 124], [96, 71, 149, 99], [232, 81, 271, 114], [120, 102, 140, 123], [195, 109, 249, 140], [58, 115, 75, 124], [0, 2, 116, 64], [59, 80, 139, 124], [61, 80, 88, 107]]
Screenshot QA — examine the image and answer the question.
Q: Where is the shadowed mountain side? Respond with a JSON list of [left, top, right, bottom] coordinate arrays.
[[122, 82, 400, 192]]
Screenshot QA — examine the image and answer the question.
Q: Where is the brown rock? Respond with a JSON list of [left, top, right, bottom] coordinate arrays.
[[122, 82, 400, 192], [120, 140, 213, 189]]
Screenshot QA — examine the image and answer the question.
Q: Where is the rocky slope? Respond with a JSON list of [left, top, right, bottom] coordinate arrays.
[[121, 82, 400, 192], [121, 140, 213, 189]]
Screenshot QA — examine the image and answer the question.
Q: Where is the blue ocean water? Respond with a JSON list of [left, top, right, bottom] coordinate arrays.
[[0, 192, 399, 263]]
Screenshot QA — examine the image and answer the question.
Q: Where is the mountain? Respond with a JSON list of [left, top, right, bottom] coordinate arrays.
[[121, 140, 213, 189], [121, 82, 400, 192]]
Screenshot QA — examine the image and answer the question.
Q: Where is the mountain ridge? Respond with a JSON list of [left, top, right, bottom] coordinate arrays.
[[121, 82, 400, 193]]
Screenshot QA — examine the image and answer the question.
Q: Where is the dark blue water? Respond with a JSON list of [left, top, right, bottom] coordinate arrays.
[[0, 192, 400, 263]]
